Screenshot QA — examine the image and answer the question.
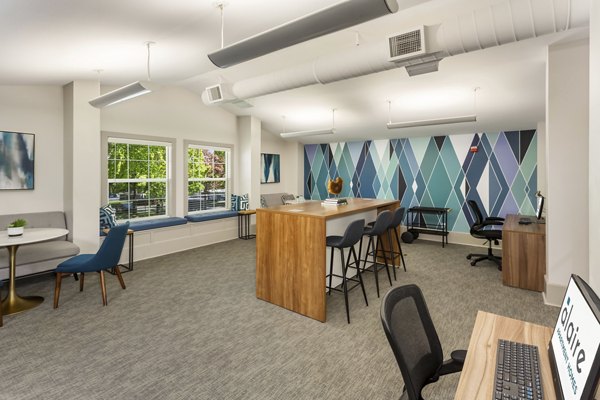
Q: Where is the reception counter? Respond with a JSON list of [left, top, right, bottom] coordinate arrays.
[[256, 198, 399, 322]]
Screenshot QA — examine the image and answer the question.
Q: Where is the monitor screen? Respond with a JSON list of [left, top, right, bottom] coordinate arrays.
[[536, 194, 545, 220], [549, 275, 600, 400]]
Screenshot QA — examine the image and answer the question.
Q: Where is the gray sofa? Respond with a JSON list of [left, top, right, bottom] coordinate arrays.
[[260, 193, 295, 208], [0, 211, 80, 280]]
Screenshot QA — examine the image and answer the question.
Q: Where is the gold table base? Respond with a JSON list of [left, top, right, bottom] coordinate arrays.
[[1, 294, 44, 315], [2, 244, 45, 316]]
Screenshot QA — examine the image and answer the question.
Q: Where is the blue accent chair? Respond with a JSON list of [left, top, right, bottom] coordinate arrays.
[[53, 222, 130, 308]]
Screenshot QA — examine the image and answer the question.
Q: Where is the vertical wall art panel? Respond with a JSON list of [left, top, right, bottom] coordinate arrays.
[[260, 153, 281, 183], [304, 130, 537, 233], [0, 131, 35, 190]]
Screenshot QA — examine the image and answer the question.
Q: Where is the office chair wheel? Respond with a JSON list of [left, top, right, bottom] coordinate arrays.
[[466, 255, 472, 260], [470, 261, 477, 266]]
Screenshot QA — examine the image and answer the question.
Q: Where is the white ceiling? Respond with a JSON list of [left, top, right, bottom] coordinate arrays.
[[0, 0, 589, 143]]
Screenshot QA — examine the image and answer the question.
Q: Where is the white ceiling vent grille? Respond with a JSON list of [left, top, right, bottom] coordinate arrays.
[[206, 84, 223, 103], [388, 26, 426, 62]]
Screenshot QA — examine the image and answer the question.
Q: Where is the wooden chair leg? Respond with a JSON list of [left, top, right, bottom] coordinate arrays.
[[99, 271, 107, 306], [114, 267, 126, 290], [54, 273, 63, 309], [79, 272, 85, 292]]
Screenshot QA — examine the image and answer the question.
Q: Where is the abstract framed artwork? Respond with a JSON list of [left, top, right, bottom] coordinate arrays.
[[0, 131, 35, 190], [261, 153, 280, 184]]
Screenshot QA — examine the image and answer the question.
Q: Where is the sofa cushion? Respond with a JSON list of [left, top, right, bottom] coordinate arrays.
[[0, 241, 80, 269], [238, 194, 249, 210], [128, 217, 188, 232], [0, 211, 67, 231], [185, 211, 238, 222], [260, 193, 294, 208], [99, 205, 117, 231]]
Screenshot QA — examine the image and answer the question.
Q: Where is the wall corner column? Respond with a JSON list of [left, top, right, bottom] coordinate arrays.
[[237, 116, 261, 209], [63, 81, 101, 253], [589, 2, 600, 294], [544, 40, 590, 304]]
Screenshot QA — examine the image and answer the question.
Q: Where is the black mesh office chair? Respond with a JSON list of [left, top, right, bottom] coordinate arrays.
[[466, 200, 504, 270], [380, 285, 466, 400]]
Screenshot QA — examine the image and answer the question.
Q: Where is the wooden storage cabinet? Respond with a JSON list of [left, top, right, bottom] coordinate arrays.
[[502, 214, 546, 292]]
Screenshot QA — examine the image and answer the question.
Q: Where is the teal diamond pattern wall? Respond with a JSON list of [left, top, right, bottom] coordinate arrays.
[[304, 130, 537, 233]]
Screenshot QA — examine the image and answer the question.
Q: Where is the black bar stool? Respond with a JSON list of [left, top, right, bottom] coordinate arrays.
[[326, 218, 368, 324], [386, 207, 407, 277], [359, 210, 393, 298]]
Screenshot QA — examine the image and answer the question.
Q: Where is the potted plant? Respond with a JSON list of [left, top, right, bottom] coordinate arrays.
[[7, 219, 27, 237]]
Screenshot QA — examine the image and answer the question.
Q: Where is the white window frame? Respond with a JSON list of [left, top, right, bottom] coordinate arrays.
[[102, 132, 175, 222], [185, 140, 233, 215]]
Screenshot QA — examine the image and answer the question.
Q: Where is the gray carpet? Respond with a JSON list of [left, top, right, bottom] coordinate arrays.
[[0, 239, 558, 400]]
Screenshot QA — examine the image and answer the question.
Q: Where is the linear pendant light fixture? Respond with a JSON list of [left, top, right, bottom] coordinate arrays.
[[280, 109, 336, 139], [89, 42, 159, 108], [208, 0, 399, 68], [386, 89, 478, 129], [386, 115, 477, 129]]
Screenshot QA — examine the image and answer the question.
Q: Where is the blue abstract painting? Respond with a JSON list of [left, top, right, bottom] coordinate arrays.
[[261, 153, 280, 183], [0, 131, 35, 190]]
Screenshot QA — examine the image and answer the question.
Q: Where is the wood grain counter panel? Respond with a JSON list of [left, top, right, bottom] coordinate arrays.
[[454, 311, 555, 400], [256, 211, 326, 321], [502, 214, 546, 292], [255, 198, 400, 322]]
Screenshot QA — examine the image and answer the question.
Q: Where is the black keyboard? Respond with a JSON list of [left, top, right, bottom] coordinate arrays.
[[493, 339, 543, 400]]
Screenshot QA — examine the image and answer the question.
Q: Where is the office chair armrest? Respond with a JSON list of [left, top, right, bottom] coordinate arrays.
[[436, 349, 467, 377], [481, 219, 503, 227], [485, 217, 505, 223]]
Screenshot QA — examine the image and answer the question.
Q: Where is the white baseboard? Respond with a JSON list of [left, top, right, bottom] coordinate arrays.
[[403, 228, 502, 250], [543, 275, 567, 306]]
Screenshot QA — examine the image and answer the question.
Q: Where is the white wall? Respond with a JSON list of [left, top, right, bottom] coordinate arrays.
[[238, 116, 261, 209], [101, 85, 238, 217], [99, 86, 241, 261], [260, 131, 301, 196], [63, 81, 101, 252], [545, 39, 590, 305], [0, 86, 64, 214], [590, 2, 600, 294], [536, 121, 547, 199]]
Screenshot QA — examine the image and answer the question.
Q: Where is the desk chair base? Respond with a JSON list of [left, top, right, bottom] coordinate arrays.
[[467, 242, 502, 271]]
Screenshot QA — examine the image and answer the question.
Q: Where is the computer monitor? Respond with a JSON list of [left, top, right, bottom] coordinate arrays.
[[549, 275, 600, 400], [536, 193, 545, 220]]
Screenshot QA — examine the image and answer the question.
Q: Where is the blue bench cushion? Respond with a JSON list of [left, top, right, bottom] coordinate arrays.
[[185, 210, 238, 223], [128, 217, 188, 232]]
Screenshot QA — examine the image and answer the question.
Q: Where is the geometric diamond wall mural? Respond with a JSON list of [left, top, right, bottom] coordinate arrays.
[[304, 130, 537, 233]]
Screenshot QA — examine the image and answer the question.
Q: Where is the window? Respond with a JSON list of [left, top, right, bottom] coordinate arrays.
[[107, 138, 171, 221], [187, 143, 231, 213]]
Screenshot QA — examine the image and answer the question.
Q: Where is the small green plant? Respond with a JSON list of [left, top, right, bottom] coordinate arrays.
[[8, 219, 27, 228]]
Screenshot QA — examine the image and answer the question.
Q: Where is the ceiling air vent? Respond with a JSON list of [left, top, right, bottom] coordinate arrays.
[[388, 26, 426, 62], [206, 84, 224, 103]]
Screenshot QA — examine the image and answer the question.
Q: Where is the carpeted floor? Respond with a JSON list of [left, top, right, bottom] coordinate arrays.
[[0, 239, 558, 400]]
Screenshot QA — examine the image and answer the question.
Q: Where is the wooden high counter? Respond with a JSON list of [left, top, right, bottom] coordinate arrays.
[[256, 198, 399, 322]]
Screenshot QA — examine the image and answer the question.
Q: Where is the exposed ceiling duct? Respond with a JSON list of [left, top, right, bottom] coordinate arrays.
[[207, 0, 399, 68], [202, 0, 590, 105]]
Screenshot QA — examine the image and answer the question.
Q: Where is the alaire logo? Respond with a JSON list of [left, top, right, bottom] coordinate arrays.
[[561, 296, 586, 373]]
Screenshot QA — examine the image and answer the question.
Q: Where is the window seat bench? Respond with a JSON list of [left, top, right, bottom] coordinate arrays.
[[128, 217, 188, 232], [185, 211, 238, 223]]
